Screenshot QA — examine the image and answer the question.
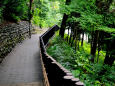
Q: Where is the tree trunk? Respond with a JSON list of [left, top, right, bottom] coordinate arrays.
[[75, 27, 77, 51], [69, 28, 72, 45], [59, 14, 68, 38], [81, 31, 84, 46], [104, 51, 115, 66], [71, 24, 76, 47], [59, 0, 71, 38], [104, 38, 115, 66], [97, 47, 100, 63], [77, 40, 79, 50], [90, 30, 99, 62], [97, 31, 102, 63], [67, 26, 70, 42]]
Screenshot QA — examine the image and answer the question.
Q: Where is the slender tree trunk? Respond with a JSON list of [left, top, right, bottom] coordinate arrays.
[[88, 34, 90, 43], [97, 31, 101, 63], [90, 30, 99, 62], [69, 24, 73, 44], [59, 14, 68, 38], [67, 26, 69, 42], [81, 31, 84, 46], [69, 29, 72, 45], [71, 25, 76, 47], [75, 35, 77, 51], [97, 48, 100, 63], [75, 28, 77, 51], [77, 34, 80, 50], [77, 40, 79, 50]]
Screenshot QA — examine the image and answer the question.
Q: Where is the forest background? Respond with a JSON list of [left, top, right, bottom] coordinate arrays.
[[0, 0, 115, 85]]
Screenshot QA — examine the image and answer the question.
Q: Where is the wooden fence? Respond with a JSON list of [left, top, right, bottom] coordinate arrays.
[[39, 25, 84, 86]]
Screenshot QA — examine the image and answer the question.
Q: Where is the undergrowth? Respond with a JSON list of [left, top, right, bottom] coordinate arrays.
[[47, 36, 115, 86]]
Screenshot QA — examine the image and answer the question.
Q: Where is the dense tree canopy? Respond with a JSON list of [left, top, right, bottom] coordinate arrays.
[[0, 0, 29, 22], [59, 0, 115, 64]]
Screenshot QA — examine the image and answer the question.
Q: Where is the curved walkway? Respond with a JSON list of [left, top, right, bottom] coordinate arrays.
[[0, 34, 43, 86]]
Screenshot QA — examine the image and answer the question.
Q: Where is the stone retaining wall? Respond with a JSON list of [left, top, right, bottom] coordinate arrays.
[[0, 21, 32, 62]]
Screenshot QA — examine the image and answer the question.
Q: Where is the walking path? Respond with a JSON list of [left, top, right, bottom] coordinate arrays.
[[0, 34, 43, 86]]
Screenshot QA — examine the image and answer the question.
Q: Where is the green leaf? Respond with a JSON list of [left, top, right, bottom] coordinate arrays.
[[72, 70, 80, 77]]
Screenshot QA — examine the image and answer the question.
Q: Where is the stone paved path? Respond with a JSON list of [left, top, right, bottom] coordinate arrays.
[[0, 34, 43, 86]]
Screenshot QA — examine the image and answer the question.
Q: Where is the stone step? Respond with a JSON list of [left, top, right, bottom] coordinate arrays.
[[0, 82, 44, 86]]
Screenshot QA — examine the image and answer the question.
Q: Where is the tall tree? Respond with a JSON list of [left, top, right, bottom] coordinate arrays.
[[104, 36, 115, 65], [90, 30, 99, 62], [59, 0, 71, 38]]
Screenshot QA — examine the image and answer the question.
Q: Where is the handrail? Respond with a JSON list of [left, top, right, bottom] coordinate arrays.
[[39, 25, 84, 86], [41, 25, 59, 47]]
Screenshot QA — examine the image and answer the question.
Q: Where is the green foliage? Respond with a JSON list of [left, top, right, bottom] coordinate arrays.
[[99, 26, 115, 34], [32, 0, 62, 27], [66, 0, 102, 31], [72, 70, 80, 77], [47, 36, 77, 69], [47, 36, 115, 86], [0, 0, 63, 26], [32, 0, 49, 27], [61, 0, 114, 66], [10, 14, 20, 22], [0, 0, 29, 22], [62, 0, 115, 33], [32, 8, 40, 25]]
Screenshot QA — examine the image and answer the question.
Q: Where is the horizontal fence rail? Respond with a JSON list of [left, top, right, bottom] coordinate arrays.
[[39, 25, 84, 86]]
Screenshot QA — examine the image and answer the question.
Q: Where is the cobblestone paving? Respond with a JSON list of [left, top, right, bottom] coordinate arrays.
[[0, 34, 43, 86]]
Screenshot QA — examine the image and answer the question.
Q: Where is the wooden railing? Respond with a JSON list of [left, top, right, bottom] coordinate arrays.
[[39, 25, 84, 86]]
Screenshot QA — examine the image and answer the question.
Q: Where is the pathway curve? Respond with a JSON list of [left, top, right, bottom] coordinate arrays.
[[0, 34, 43, 86]]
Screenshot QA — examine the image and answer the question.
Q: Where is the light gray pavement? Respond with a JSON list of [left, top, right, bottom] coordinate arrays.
[[0, 34, 43, 86]]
